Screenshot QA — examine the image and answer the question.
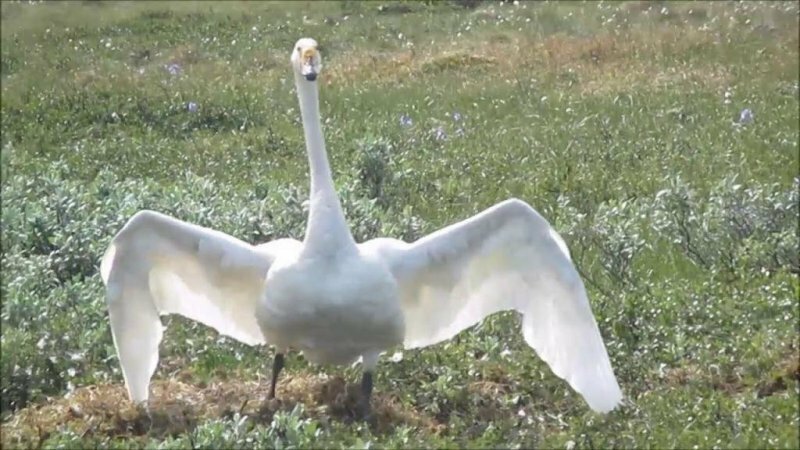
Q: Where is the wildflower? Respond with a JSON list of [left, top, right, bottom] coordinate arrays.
[[433, 126, 447, 141], [723, 90, 732, 105], [399, 114, 413, 127], [187, 101, 199, 113], [738, 108, 754, 124], [165, 63, 181, 76], [452, 111, 462, 122]]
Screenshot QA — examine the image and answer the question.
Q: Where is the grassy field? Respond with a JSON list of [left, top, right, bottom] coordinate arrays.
[[1, 0, 798, 448]]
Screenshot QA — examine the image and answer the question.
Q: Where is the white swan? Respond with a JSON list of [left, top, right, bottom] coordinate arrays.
[[100, 38, 622, 417]]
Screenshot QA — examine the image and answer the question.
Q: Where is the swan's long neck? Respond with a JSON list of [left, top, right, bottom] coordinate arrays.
[[295, 75, 356, 257]]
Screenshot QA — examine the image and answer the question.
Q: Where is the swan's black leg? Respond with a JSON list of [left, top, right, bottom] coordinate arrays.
[[134, 402, 154, 434], [360, 371, 374, 420], [269, 352, 285, 399]]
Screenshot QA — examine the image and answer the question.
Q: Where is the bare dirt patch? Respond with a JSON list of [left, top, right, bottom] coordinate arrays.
[[325, 25, 737, 95], [758, 347, 800, 399]]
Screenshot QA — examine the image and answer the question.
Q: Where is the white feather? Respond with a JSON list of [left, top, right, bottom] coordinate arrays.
[[363, 199, 622, 413], [101, 210, 299, 402]]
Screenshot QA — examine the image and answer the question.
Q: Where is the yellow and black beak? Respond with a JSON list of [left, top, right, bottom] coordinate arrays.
[[301, 48, 318, 81]]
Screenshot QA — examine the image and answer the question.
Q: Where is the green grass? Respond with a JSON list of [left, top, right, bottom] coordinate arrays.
[[1, 0, 798, 448]]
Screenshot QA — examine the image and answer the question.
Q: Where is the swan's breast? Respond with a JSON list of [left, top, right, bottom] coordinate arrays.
[[256, 253, 404, 361]]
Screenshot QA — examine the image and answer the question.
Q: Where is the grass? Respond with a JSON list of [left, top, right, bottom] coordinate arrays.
[[1, 0, 798, 448]]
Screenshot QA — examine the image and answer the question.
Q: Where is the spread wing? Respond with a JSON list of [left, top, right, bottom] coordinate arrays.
[[100, 210, 300, 403], [371, 199, 622, 413]]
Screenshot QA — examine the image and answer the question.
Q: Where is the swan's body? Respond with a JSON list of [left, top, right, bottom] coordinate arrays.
[[257, 247, 404, 366], [101, 38, 623, 416]]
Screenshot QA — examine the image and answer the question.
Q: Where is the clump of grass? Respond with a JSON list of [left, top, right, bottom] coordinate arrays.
[[2, 372, 442, 449]]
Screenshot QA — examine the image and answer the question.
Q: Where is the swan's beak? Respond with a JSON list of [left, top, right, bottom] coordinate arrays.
[[301, 48, 319, 82]]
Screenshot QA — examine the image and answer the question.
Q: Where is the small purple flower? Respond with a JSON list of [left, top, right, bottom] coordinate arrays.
[[738, 108, 754, 124], [433, 126, 447, 141], [452, 111, 462, 122], [165, 63, 181, 76], [399, 114, 413, 127], [187, 101, 199, 113]]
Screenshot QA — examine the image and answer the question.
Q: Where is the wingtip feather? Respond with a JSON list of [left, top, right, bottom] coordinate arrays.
[[583, 377, 623, 413], [100, 242, 116, 285]]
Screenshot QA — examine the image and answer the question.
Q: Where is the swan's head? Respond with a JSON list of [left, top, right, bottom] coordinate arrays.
[[291, 38, 322, 82]]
